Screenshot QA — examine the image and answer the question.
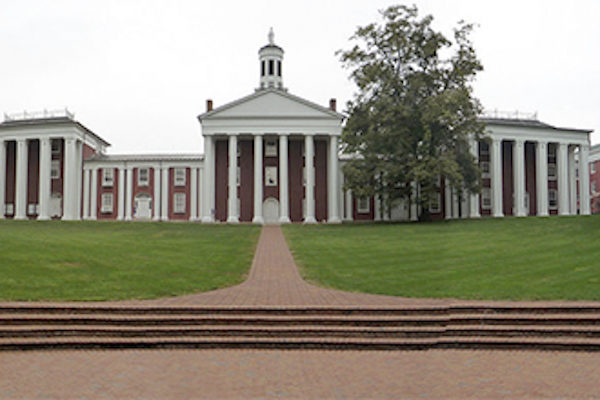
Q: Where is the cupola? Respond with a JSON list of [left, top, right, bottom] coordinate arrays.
[[258, 28, 285, 91]]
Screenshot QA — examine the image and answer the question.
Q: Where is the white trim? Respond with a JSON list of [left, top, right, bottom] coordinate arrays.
[[174, 192, 186, 214], [138, 167, 150, 186], [101, 193, 114, 213], [357, 197, 370, 213]]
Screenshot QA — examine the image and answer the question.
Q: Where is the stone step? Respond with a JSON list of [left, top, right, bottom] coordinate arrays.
[[1, 335, 600, 352]]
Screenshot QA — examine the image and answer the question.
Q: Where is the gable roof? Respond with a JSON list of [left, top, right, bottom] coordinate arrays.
[[197, 88, 345, 121]]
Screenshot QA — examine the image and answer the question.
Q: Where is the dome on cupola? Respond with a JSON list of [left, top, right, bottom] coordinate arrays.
[[258, 28, 286, 91]]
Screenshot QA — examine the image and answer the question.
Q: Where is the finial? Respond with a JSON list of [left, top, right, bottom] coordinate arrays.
[[268, 27, 274, 45]]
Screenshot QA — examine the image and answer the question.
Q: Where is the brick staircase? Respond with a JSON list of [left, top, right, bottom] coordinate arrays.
[[1, 305, 600, 351]]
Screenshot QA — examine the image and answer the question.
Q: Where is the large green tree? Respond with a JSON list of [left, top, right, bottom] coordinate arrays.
[[339, 5, 485, 220]]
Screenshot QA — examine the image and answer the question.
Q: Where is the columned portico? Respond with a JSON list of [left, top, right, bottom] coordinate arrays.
[[279, 134, 291, 223], [227, 134, 239, 223], [252, 134, 264, 224], [38, 138, 52, 220], [304, 134, 316, 224]]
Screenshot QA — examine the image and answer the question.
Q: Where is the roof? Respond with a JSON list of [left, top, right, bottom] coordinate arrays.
[[87, 153, 203, 163], [197, 88, 345, 120], [0, 116, 111, 146], [481, 117, 593, 134]]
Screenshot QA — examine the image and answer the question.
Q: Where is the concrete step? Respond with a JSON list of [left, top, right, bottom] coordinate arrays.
[[1, 335, 600, 352]]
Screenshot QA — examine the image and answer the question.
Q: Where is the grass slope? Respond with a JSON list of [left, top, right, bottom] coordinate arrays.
[[283, 216, 600, 301], [0, 221, 260, 301]]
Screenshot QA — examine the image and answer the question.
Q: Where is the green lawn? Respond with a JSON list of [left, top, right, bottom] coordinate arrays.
[[0, 221, 260, 301], [283, 216, 600, 301]]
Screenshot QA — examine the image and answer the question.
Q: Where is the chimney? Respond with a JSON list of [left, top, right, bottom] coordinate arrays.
[[206, 99, 213, 112], [329, 98, 337, 112]]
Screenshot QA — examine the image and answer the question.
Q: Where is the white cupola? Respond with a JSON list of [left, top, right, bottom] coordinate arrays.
[[258, 28, 285, 91]]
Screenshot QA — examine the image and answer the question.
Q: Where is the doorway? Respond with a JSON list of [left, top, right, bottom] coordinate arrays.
[[263, 197, 280, 224]]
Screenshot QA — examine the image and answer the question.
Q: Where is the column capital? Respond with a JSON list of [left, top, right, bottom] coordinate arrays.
[[515, 139, 525, 147], [278, 132, 290, 136], [491, 137, 502, 144], [304, 132, 315, 137]]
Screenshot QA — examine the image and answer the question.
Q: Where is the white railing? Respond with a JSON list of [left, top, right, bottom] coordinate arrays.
[[3, 108, 74, 122], [482, 109, 538, 121]]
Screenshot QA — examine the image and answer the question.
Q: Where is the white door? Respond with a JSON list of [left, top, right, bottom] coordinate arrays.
[[134, 195, 152, 219], [50, 193, 62, 218], [263, 197, 280, 224]]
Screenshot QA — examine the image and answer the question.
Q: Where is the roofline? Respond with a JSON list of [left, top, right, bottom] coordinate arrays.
[[481, 117, 593, 134]]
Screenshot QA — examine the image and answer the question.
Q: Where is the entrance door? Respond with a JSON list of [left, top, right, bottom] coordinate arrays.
[[263, 197, 280, 224], [50, 193, 62, 218], [134, 194, 152, 219]]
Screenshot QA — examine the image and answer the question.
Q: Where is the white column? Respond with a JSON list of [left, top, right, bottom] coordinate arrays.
[[514, 139, 526, 217], [83, 168, 91, 220], [252, 134, 264, 224], [491, 137, 504, 217], [328, 135, 341, 223], [469, 140, 480, 218], [279, 134, 291, 223], [344, 190, 353, 221], [444, 179, 452, 219], [38, 138, 52, 220], [62, 138, 78, 220], [14, 139, 28, 220], [76, 141, 83, 219], [161, 167, 169, 220], [117, 167, 125, 220], [227, 134, 239, 223], [374, 194, 381, 221], [202, 136, 215, 223], [410, 182, 418, 221], [0, 140, 5, 219], [557, 142, 569, 215], [90, 168, 98, 220], [535, 141, 549, 216], [452, 188, 459, 218], [568, 145, 577, 215], [579, 144, 591, 215], [125, 167, 133, 221], [190, 167, 198, 221], [304, 134, 316, 224], [153, 166, 161, 221]]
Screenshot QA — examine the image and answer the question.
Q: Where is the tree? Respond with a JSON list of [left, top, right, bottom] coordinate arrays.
[[338, 5, 485, 221]]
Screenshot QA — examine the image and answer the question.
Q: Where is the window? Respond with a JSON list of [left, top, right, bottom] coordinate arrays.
[[549, 189, 558, 210], [357, 197, 370, 213], [429, 193, 441, 213], [138, 168, 149, 186], [269, 59, 274, 75], [5, 203, 14, 216], [51, 160, 60, 179], [593, 181, 597, 194], [102, 168, 114, 187], [548, 164, 557, 180], [27, 203, 38, 215], [481, 161, 490, 178], [265, 166, 277, 186], [51, 140, 60, 154], [277, 60, 281, 77], [261, 60, 265, 77], [174, 193, 186, 214], [265, 140, 277, 157], [482, 188, 492, 210], [480, 142, 489, 156], [174, 168, 186, 186], [548, 146, 557, 164], [592, 163, 596, 174], [101, 193, 113, 213]]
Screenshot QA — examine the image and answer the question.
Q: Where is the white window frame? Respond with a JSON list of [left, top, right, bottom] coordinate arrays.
[[548, 189, 558, 210], [102, 168, 114, 187], [265, 166, 277, 186], [51, 160, 60, 180], [548, 164, 557, 181], [480, 161, 490, 178], [429, 193, 441, 213], [357, 197, 370, 213], [592, 181, 597, 194], [101, 193, 113, 213], [482, 188, 492, 210], [479, 142, 489, 156], [265, 140, 277, 157], [138, 168, 150, 186], [174, 168, 186, 186], [174, 193, 186, 214]]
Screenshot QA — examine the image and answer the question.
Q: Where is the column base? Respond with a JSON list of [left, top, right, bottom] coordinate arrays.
[[14, 215, 27, 221], [327, 217, 342, 224], [558, 211, 570, 216], [37, 215, 51, 221], [279, 216, 291, 224], [493, 212, 504, 218], [537, 211, 549, 217], [303, 216, 317, 224], [516, 212, 527, 217], [227, 216, 240, 224], [125, 217, 132, 221], [252, 216, 264, 225], [469, 213, 481, 219], [153, 216, 160, 221], [201, 216, 214, 224]]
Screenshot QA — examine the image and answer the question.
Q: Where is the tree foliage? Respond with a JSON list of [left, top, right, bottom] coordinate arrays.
[[338, 5, 485, 220]]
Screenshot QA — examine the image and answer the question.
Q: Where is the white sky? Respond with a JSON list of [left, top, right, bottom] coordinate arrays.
[[1, 0, 599, 154]]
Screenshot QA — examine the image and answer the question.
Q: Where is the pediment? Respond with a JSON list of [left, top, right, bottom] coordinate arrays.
[[200, 90, 341, 120]]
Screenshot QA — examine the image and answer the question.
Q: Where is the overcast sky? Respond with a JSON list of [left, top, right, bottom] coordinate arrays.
[[1, 0, 599, 154]]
